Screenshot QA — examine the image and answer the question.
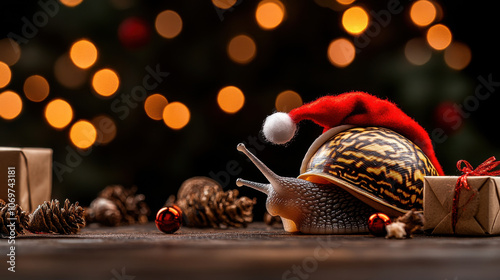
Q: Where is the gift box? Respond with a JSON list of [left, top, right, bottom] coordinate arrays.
[[423, 175, 500, 235], [0, 147, 52, 213]]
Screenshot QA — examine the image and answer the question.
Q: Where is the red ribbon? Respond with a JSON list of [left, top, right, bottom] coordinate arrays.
[[452, 157, 500, 232]]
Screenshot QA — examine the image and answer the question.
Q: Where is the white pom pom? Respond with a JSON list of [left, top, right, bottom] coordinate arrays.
[[262, 112, 297, 144]]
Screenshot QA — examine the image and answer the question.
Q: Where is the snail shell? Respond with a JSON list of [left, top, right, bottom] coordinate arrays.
[[298, 125, 439, 216]]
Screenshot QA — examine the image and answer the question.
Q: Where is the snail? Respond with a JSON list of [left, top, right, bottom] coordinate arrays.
[[236, 125, 440, 234]]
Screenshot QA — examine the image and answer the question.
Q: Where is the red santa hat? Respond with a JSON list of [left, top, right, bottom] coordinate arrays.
[[262, 91, 444, 175]]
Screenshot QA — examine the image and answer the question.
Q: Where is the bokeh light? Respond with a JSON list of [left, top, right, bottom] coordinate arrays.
[[23, 75, 50, 102], [256, 0, 285, 30], [275, 90, 303, 113], [212, 0, 237, 9], [342, 6, 369, 35], [70, 39, 98, 69], [444, 42, 472, 70], [163, 101, 190, 130], [155, 10, 183, 39], [60, 0, 83, 7], [92, 68, 120, 97], [144, 93, 168, 120], [327, 38, 356, 67], [337, 0, 356, 5], [405, 38, 432, 66], [0, 38, 21, 66], [217, 86, 245, 114], [0, 62, 11, 88], [54, 53, 87, 89], [91, 115, 117, 145], [45, 99, 74, 129], [0, 91, 23, 120], [410, 0, 436, 27], [426, 24, 452, 50], [227, 34, 257, 64], [70, 120, 97, 149]]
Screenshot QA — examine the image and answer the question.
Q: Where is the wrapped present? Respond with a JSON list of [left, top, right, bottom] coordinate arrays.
[[423, 157, 500, 235], [0, 148, 52, 213]]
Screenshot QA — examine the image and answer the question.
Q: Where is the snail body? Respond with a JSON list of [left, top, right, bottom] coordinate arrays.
[[236, 125, 439, 234]]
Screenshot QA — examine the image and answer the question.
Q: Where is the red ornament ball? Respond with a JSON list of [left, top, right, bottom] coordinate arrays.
[[367, 213, 392, 237], [155, 205, 182, 234], [118, 17, 151, 49]]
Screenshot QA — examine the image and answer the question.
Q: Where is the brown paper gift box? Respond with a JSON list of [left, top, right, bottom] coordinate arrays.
[[423, 176, 500, 235], [0, 147, 52, 213]]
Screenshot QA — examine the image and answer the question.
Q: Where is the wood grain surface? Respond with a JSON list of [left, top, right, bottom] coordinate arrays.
[[1, 222, 500, 280]]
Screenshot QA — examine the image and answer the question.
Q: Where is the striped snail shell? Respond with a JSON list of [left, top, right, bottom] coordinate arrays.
[[236, 125, 439, 234], [299, 125, 439, 216]]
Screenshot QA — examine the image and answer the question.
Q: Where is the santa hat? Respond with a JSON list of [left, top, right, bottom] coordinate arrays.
[[262, 91, 444, 175]]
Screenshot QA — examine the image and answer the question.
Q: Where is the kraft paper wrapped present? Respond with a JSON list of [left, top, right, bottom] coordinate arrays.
[[423, 176, 500, 235], [0, 148, 52, 213]]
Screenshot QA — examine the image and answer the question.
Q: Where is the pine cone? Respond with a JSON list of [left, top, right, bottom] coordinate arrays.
[[84, 197, 121, 226], [0, 199, 29, 236], [175, 177, 257, 228], [85, 185, 150, 226], [28, 199, 85, 234]]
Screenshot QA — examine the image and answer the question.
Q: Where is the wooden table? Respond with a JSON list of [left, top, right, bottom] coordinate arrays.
[[2, 222, 500, 280]]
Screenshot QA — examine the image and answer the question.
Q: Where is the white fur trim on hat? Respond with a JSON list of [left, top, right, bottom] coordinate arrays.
[[262, 112, 297, 144]]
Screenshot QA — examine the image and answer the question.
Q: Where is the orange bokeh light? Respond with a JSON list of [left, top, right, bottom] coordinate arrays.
[[163, 101, 190, 130], [227, 34, 257, 64], [444, 42, 472, 70], [212, 0, 237, 9], [405, 38, 432, 66], [60, 0, 83, 7], [0, 90, 23, 120], [337, 0, 356, 5], [0, 38, 21, 66], [327, 38, 356, 67], [275, 90, 302, 113], [70, 120, 97, 149], [0, 61, 11, 88], [23, 75, 50, 102], [426, 24, 452, 50], [342, 6, 369, 35], [217, 86, 245, 114], [54, 53, 87, 89], [410, 0, 436, 27], [44, 99, 73, 129], [144, 94, 169, 120], [92, 68, 120, 97], [155, 10, 183, 39], [256, 0, 285, 30], [70, 39, 98, 69]]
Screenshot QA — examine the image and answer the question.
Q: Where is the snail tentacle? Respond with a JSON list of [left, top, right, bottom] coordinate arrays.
[[236, 143, 282, 190], [236, 178, 270, 195]]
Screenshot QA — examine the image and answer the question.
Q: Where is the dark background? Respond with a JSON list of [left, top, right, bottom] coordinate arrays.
[[1, 0, 498, 220]]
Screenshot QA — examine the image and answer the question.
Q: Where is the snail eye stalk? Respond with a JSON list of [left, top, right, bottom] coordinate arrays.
[[236, 143, 282, 189], [236, 178, 270, 195]]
